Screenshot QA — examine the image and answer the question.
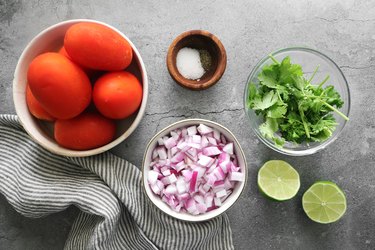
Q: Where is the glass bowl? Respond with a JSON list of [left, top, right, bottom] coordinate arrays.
[[244, 47, 350, 156]]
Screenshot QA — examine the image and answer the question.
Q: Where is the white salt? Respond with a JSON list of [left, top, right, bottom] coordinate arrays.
[[176, 47, 205, 80]]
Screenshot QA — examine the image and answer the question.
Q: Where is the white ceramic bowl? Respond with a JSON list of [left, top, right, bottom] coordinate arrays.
[[142, 119, 248, 222], [13, 19, 148, 157]]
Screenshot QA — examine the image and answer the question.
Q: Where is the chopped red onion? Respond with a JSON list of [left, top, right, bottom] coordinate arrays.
[[203, 146, 221, 156], [213, 130, 220, 141], [220, 190, 232, 203], [220, 134, 227, 144], [197, 155, 214, 167], [181, 169, 192, 181], [148, 170, 159, 185], [175, 161, 186, 172], [171, 152, 185, 163], [164, 137, 177, 149], [193, 194, 205, 204], [157, 147, 167, 160], [156, 180, 164, 190], [150, 183, 161, 195], [186, 198, 197, 213], [187, 126, 197, 136], [152, 149, 158, 160], [224, 178, 233, 189], [176, 177, 187, 194], [223, 143, 234, 155], [192, 135, 202, 144], [177, 141, 187, 150], [187, 148, 197, 157], [213, 167, 226, 180], [197, 124, 213, 134], [170, 131, 179, 141], [178, 193, 189, 201], [201, 136, 209, 148], [161, 174, 177, 185], [196, 203, 207, 213], [147, 124, 244, 215], [157, 138, 164, 146], [229, 171, 244, 182], [164, 184, 177, 195], [215, 189, 227, 198], [190, 171, 198, 192], [206, 174, 217, 186], [175, 204, 182, 212], [182, 128, 187, 137], [207, 137, 217, 146], [214, 197, 222, 207], [161, 169, 171, 176], [205, 194, 214, 208], [171, 146, 179, 156]]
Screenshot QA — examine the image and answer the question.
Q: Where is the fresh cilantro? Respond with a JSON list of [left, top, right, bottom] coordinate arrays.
[[267, 104, 287, 119], [251, 90, 278, 110], [259, 117, 285, 147], [247, 55, 349, 146]]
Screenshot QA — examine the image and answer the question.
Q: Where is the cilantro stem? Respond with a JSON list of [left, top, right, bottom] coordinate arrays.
[[276, 90, 283, 102], [322, 101, 349, 121], [298, 107, 311, 138], [269, 54, 280, 64], [306, 95, 349, 121], [317, 75, 330, 89], [307, 65, 320, 84]]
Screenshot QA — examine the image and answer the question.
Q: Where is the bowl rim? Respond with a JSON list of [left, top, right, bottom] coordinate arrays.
[[13, 19, 148, 157], [141, 118, 248, 222], [243, 46, 351, 156], [166, 29, 227, 90]]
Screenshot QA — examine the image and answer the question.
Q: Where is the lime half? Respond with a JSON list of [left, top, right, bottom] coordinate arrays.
[[302, 181, 347, 224], [257, 160, 300, 201]]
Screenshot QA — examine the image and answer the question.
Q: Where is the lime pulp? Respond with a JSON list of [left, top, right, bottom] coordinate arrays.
[[257, 160, 300, 201], [302, 181, 347, 224]]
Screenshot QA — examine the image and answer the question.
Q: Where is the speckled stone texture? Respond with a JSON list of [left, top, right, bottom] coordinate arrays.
[[1, 0, 375, 249]]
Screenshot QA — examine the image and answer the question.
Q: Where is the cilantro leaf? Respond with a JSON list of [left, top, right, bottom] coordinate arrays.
[[247, 82, 258, 107], [324, 85, 344, 108], [267, 104, 287, 118], [279, 56, 303, 84], [309, 115, 337, 141], [252, 90, 278, 110], [258, 69, 278, 89], [259, 117, 285, 146], [258, 64, 279, 82]]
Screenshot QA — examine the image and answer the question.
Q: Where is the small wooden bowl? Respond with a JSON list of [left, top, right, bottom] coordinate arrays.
[[166, 30, 227, 90]]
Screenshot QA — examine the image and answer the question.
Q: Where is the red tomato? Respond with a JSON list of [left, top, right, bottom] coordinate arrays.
[[58, 46, 71, 59], [64, 22, 133, 71], [58, 46, 94, 76], [27, 52, 92, 120], [93, 71, 142, 119], [54, 112, 116, 150], [26, 84, 55, 121]]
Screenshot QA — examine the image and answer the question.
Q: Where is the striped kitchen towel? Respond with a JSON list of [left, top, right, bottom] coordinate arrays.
[[0, 114, 234, 250]]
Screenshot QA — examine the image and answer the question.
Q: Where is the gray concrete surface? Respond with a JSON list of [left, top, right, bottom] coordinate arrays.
[[1, 0, 375, 249]]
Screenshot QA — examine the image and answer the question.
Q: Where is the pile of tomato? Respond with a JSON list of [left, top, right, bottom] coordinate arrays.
[[26, 22, 143, 150]]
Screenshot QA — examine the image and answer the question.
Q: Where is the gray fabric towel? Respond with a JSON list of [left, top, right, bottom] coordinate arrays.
[[0, 114, 234, 250]]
